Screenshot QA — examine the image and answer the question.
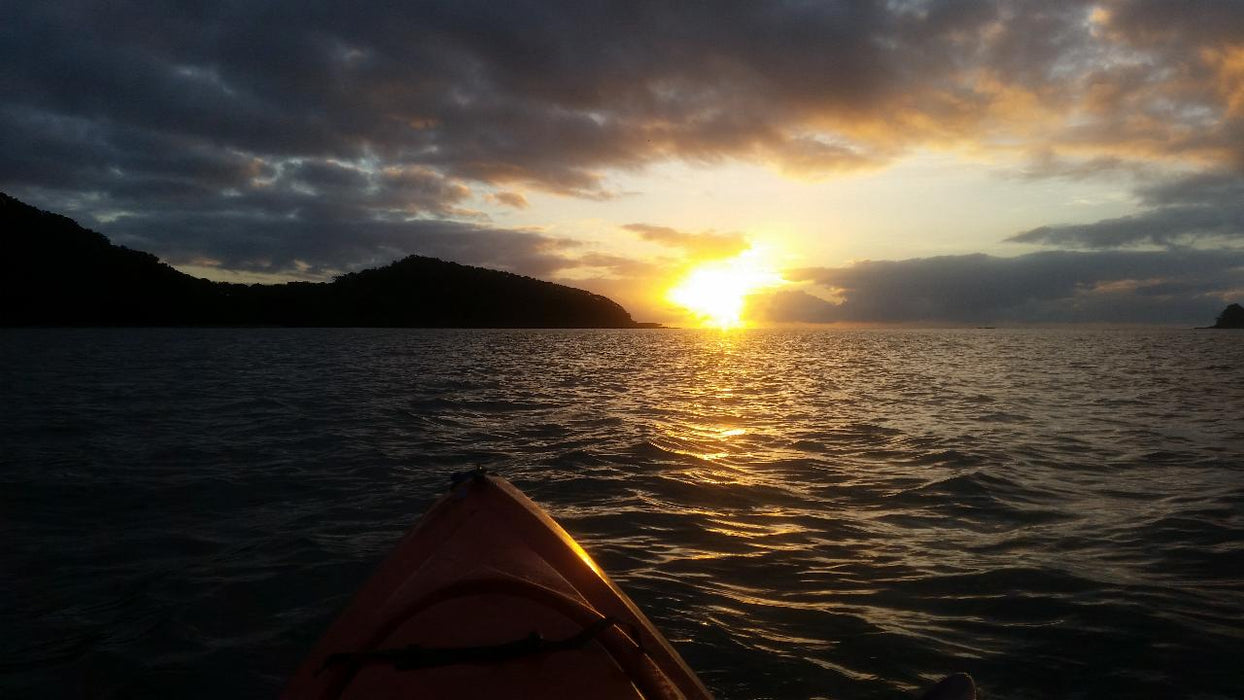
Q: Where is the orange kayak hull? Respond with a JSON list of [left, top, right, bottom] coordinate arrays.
[[283, 473, 712, 699]]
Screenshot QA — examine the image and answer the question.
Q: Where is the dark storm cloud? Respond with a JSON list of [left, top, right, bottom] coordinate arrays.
[[757, 250, 1244, 324], [3, 1, 1244, 275]]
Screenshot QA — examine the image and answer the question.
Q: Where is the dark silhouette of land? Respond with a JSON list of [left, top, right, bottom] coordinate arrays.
[[0, 192, 642, 328], [1208, 303, 1244, 329]]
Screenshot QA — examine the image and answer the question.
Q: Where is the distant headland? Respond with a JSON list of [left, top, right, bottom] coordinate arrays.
[[1206, 303, 1244, 329], [0, 192, 645, 328]]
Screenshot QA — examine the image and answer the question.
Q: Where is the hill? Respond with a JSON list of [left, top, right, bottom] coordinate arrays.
[[0, 192, 639, 328], [1210, 303, 1244, 329]]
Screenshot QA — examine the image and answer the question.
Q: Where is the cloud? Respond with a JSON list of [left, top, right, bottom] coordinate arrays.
[[1135, 171, 1244, 207], [1008, 207, 1244, 249], [1004, 151, 1133, 180], [487, 191, 529, 209], [622, 223, 749, 259], [1008, 170, 1244, 248], [757, 250, 1244, 324], [4, 1, 1244, 276], [8, 2, 1244, 190], [106, 209, 583, 281]]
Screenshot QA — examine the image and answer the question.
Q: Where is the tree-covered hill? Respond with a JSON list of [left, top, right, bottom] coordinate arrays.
[[0, 192, 638, 328]]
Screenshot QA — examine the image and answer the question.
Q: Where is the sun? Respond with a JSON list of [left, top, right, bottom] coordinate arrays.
[[666, 247, 785, 329]]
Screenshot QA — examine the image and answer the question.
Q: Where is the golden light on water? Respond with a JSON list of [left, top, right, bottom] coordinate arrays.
[[666, 247, 786, 329]]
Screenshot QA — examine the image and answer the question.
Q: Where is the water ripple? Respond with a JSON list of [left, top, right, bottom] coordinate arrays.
[[2, 327, 1242, 698]]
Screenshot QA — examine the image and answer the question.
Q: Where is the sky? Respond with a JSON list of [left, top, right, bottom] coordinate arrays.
[[2, 0, 1243, 326]]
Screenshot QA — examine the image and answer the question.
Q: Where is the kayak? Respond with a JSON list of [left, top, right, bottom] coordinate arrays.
[[283, 470, 713, 699]]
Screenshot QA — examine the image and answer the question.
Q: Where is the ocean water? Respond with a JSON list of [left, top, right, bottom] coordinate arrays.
[[2, 327, 1241, 699]]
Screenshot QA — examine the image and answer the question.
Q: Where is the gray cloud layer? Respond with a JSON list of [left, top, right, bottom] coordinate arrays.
[[1009, 172, 1244, 249], [758, 250, 1244, 325], [9, 1, 1241, 187]]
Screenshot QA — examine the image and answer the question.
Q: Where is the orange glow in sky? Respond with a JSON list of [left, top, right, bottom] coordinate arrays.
[[666, 247, 785, 328]]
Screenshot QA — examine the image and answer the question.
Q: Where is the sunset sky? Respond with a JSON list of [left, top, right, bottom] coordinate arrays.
[[3, 1, 1243, 325]]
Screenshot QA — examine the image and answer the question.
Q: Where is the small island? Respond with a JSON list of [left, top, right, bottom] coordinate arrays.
[[1208, 303, 1244, 329], [0, 192, 643, 328]]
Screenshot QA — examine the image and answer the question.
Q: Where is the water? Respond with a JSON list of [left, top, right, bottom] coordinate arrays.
[[2, 328, 1242, 699]]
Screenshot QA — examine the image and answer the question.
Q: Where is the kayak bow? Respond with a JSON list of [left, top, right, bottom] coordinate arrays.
[[284, 472, 712, 699]]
